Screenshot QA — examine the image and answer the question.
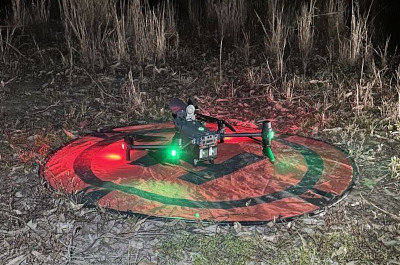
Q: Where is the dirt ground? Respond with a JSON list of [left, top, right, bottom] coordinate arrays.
[[1, 62, 400, 265]]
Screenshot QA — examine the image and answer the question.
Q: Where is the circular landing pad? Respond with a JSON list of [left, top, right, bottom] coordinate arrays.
[[41, 123, 357, 223]]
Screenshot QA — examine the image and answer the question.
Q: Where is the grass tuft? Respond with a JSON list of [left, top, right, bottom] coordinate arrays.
[[389, 156, 400, 179], [297, 0, 315, 73], [338, 1, 372, 67], [59, 0, 178, 68], [206, 0, 247, 44]]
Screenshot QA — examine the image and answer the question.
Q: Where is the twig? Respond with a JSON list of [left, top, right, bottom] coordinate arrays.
[[67, 226, 81, 264], [32, 101, 61, 115], [2, 40, 28, 59], [360, 193, 400, 221], [79, 67, 119, 100]]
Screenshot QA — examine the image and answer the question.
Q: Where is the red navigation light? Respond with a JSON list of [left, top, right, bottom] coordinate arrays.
[[105, 154, 122, 161]]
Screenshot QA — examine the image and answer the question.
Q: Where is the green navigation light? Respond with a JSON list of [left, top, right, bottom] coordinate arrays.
[[267, 130, 275, 140], [198, 127, 205, 131], [195, 213, 200, 219], [171, 149, 177, 157]]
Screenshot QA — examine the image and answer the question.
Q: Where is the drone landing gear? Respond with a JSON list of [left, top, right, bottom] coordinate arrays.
[[193, 159, 214, 166]]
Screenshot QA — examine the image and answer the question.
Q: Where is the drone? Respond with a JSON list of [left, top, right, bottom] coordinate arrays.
[[123, 98, 275, 166]]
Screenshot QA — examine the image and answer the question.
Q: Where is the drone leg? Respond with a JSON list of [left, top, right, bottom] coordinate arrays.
[[262, 121, 275, 163], [125, 135, 134, 161], [126, 143, 131, 160], [217, 121, 225, 143]]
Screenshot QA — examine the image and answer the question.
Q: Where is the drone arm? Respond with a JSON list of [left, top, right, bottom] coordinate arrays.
[[223, 132, 262, 138], [124, 135, 182, 161], [130, 145, 171, 150], [222, 121, 275, 163]]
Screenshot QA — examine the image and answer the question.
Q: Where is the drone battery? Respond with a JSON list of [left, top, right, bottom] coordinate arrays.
[[199, 148, 208, 159], [196, 145, 218, 161], [209, 146, 217, 157]]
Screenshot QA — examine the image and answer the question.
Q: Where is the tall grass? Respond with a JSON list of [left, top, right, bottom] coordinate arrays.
[[396, 66, 400, 119], [258, 0, 289, 78], [11, 0, 26, 27], [338, 2, 372, 66], [11, 0, 50, 28], [1, 0, 399, 126], [0, 26, 17, 64], [130, 0, 178, 62], [188, 0, 202, 34], [324, 0, 347, 40], [60, 0, 178, 68], [60, 0, 113, 68], [297, 0, 315, 72], [122, 69, 146, 116], [206, 0, 247, 43], [27, 0, 51, 26]]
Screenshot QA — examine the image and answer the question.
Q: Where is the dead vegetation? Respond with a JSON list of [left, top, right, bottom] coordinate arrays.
[[1, 0, 400, 264]]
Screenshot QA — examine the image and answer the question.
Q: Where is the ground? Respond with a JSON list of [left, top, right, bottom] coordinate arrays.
[[1, 60, 400, 264]]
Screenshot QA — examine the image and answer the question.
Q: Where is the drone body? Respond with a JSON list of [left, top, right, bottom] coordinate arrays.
[[124, 98, 275, 166], [172, 103, 219, 165]]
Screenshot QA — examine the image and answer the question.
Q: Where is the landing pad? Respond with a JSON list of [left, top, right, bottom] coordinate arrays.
[[41, 123, 357, 223]]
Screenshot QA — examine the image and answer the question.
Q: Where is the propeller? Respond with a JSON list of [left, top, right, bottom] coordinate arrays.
[[170, 98, 236, 132], [196, 113, 236, 132], [169, 98, 188, 114], [128, 134, 167, 142]]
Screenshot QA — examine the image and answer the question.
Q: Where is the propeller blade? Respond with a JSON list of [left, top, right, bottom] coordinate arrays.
[[223, 120, 236, 132], [196, 113, 218, 123], [196, 113, 236, 132], [187, 98, 198, 110], [169, 98, 187, 114], [124, 134, 168, 142]]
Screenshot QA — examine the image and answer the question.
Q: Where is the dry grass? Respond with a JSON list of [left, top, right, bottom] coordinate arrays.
[[297, 0, 315, 72], [188, 0, 202, 34], [1, 0, 398, 125], [258, 0, 289, 78], [206, 0, 247, 43], [122, 70, 146, 117], [0, 26, 17, 63], [11, 0, 50, 28], [60, 0, 178, 68], [390, 156, 400, 179], [130, 0, 178, 62], [324, 0, 347, 40], [396, 65, 400, 119], [60, 0, 113, 68], [338, 2, 372, 66]]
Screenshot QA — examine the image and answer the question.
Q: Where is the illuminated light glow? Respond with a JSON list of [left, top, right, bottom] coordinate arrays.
[[268, 131, 275, 140], [105, 154, 122, 161], [195, 213, 200, 219], [198, 127, 205, 131], [171, 149, 177, 157], [121, 143, 125, 150]]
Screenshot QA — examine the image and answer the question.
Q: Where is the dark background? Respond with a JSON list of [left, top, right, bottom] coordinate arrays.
[[0, 0, 399, 45]]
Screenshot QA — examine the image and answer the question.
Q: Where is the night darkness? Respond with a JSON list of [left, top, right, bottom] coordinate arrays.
[[1, 0, 400, 40]]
